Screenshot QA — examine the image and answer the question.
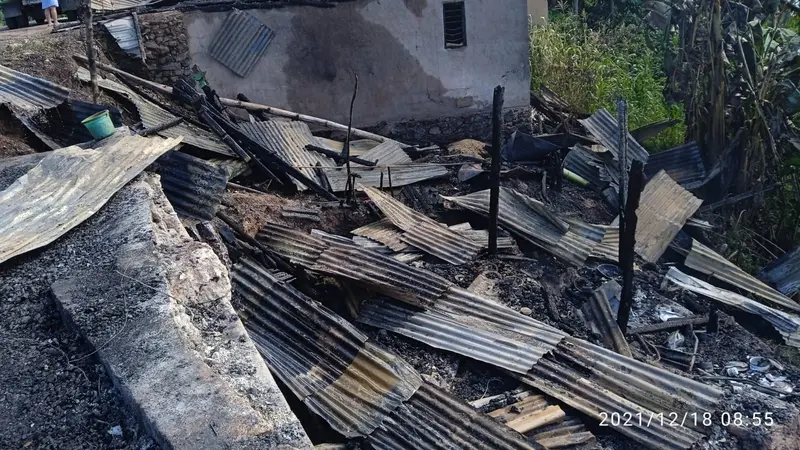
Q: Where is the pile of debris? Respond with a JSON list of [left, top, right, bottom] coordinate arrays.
[[2, 54, 800, 450]]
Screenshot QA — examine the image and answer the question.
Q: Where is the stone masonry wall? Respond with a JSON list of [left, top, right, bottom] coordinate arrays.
[[140, 11, 192, 85], [371, 107, 533, 145]]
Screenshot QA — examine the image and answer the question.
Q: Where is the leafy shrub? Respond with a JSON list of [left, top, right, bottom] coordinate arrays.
[[530, 8, 685, 150]]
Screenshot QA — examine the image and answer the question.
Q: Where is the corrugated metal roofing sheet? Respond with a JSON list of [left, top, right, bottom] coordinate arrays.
[[313, 243, 452, 307], [645, 142, 706, 187], [449, 223, 519, 252], [664, 268, 800, 347], [364, 187, 481, 265], [239, 120, 334, 191], [631, 170, 703, 263], [351, 218, 411, 252], [357, 140, 411, 165], [442, 188, 569, 246], [209, 9, 275, 77], [579, 108, 649, 163], [358, 298, 554, 373], [104, 16, 141, 57], [590, 225, 619, 262], [75, 68, 233, 156], [563, 145, 607, 191], [521, 338, 721, 450], [327, 165, 448, 192], [371, 383, 539, 450], [91, 0, 151, 12], [684, 239, 800, 312], [0, 134, 181, 265], [155, 150, 227, 221], [760, 246, 800, 297], [256, 223, 328, 267], [581, 280, 631, 356], [0, 63, 69, 111], [232, 257, 422, 437]]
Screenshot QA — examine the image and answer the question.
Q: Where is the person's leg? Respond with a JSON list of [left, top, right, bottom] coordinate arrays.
[[50, 6, 58, 24], [43, 7, 51, 25]]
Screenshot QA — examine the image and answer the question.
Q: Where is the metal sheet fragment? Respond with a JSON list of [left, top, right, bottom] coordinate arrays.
[[364, 187, 481, 265], [664, 267, 800, 347], [684, 239, 800, 312], [155, 151, 228, 221], [0, 63, 69, 111], [645, 142, 706, 187], [239, 120, 335, 191], [760, 246, 800, 297], [579, 108, 649, 163], [209, 9, 275, 77], [0, 134, 181, 264], [581, 280, 632, 356], [233, 258, 422, 437], [630, 170, 703, 263]]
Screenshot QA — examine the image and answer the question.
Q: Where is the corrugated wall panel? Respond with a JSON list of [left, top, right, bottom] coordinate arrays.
[[209, 9, 275, 77], [579, 108, 649, 163]]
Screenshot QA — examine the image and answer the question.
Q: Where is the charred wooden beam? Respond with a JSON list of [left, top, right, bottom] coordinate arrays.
[[137, 117, 184, 136], [628, 315, 709, 335], [617, 160, 644, 334], [488, 85, 505, 255]]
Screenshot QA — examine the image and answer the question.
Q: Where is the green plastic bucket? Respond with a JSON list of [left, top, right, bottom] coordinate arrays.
[[81, 110, 115, 140]]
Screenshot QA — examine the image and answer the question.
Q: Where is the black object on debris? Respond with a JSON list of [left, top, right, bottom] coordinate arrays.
[[501, 131, 562, 163]]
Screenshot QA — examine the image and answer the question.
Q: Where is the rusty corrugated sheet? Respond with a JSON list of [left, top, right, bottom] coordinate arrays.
[[209, 9, 275, 77], [442, 188, 569, 246], [0, 134, 181, 265], [645, 142, 706, 187], [370, 383, 539, 450], [581, 280, 631, 356], [75, 68, 233, 156], [579, 108, 649, 163], [664, 268, 800, 347], [760, 246, 800, 297], [684, 239, 800, 313], [364, 187, 481, 265], [631, 170, 703, 263], [351, 218, 411, 252], [0, 64, 69, 111], [313, 243, 452, 307], [239, 121, 334, 191], [256, 223, 328, 267], [232, 257, 422, 437], [155, 151, 227, 221], [358, 298, 555, 373], [521, 337, 721, 450]]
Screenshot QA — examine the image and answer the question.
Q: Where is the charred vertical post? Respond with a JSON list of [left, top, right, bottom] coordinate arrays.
[[488, 85, 505, 255], [387, 166, 394, 197], [617, 160, 644, 334], [83, 0, 98, 102], [617, 99, 629, 222], [343, 73, 359, 203]]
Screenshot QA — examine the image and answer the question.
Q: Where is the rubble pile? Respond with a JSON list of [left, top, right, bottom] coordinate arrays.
[[1, 50, 800, 450]]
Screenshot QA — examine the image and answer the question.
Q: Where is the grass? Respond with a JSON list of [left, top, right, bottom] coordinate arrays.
[[530, 10, 685, 150]]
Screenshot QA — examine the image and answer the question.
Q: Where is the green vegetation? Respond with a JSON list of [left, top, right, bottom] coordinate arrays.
[[529, 8, 685, 150]]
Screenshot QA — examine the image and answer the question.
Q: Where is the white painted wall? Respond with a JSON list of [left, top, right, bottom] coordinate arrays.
[[183, 0, 530, 127]]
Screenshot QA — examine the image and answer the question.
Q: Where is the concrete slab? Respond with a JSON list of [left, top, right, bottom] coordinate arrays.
[[50, 173, 312, 450]]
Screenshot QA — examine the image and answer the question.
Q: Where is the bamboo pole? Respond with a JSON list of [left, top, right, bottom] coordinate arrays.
[[72, 55, 390, 142]]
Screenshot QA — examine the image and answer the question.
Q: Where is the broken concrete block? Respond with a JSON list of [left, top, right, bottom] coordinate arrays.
[[51, 174, 312, 450]]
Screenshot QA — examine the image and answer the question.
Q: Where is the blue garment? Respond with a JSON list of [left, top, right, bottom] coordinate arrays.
[[42, 0, 58, 9]]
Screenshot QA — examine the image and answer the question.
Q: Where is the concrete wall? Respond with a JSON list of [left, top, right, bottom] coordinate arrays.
[[182, 0, 530, 128], [528, 0, 548, 24]]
